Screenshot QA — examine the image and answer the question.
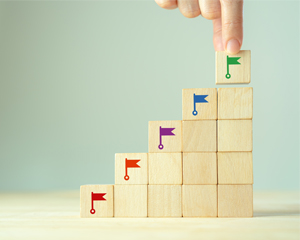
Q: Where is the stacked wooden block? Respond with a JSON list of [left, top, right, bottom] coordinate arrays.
[[80, 50, 253, 218]]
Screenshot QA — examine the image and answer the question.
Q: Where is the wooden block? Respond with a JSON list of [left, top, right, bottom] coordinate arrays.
[[148, 153, 182, 185], [218, 152, 253, 184], [149, 120, 182, 153], [182, 185, 217, 217], [218, 120, 252, 152], [80, 185, 113, 218], [115, 153, 148, 184], [183, 153, 217, 184], [114, 185, 147, 217], [218, 185, 253, 217], [148, 185, 182, 217], [182, 88, 217, 120], [216, 50, 251, 84], [182, 120, 216, 152], [218, 87, 253, 120]]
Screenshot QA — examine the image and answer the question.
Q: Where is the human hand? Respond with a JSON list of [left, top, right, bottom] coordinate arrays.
[[155, 0, 243, 54]]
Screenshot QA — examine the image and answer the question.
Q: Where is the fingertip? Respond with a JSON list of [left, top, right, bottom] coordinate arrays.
[[178, 0, 201, 18], [180, 10, 201, 18], [155, 0, 178, 9], [225, 38, 241, 54]]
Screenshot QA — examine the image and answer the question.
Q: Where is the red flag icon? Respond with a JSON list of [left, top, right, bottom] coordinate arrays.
[[90, 192, 106, 214], [124, 158, 141, 181]]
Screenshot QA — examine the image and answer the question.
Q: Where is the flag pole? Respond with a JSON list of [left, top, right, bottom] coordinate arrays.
[[158, 126, 164, 149], [226, 55, 231, 79], [124, 158, 129, 180], [90, 192, 96, 214], [192, 93, 198, 116]]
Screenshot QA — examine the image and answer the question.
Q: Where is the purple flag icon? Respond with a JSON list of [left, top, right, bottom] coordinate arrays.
[[158, 126, 175, 150]]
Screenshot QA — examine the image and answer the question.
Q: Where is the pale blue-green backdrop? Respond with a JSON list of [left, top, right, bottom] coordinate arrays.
[[0, 1, 299, 191]]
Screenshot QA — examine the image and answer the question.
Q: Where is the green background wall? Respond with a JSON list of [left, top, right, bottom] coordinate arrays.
[[0, 1, 299, 191]]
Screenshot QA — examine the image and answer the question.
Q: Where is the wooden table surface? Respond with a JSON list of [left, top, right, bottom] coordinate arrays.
[[0, 191, 299, 240]]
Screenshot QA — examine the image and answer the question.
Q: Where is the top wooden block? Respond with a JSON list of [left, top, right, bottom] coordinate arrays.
[[182, 88, 217, 120], [216, 50, 251, 84], [149, 120, 182, 153]]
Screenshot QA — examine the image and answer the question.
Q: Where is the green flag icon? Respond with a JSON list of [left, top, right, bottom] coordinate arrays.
[[226, 56, 241, 79]]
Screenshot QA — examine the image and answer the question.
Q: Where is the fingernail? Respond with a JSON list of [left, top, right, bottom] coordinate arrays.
[[226, 39, 240, 54]]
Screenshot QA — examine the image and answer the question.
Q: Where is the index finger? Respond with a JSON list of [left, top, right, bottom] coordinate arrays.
[[220, 0, 243, 54]]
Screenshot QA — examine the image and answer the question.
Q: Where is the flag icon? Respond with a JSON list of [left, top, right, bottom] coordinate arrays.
[[124, 158, 141, 181], [226, 55, 241, 79], [90, 192, 106, 214], [192, 93, 208, 116], [158, 126, 175, 150]]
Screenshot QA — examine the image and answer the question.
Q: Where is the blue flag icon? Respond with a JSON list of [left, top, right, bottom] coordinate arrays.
[[192, 94, 208, 116]]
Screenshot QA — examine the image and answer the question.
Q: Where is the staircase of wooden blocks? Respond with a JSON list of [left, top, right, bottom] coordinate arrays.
[[80, 50, 253, 218]]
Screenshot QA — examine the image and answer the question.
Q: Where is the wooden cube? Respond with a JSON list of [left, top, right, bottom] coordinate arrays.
[[148, 185, 182, 217], [148, 153, 182, 185], [218, 152, 253, 184], [218, 185, 253, 217], [183, 153, 217, 184], [80, 185, 113, 218], [216, 50, 251, 84], [218, 87, 253, 120], [115, 153, 148, 185], [114, 185, 147, 217], [149, 120, 182, 153], [182, 120, 217, 152], [182, 185, 217, 217], [182, 88, 217, 120], [218, 120, 252, 152]]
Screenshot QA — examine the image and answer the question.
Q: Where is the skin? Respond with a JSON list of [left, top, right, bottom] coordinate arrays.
[[155, 0, 243, 54]]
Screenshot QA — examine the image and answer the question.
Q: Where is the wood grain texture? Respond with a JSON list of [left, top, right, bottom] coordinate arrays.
[[218, 120, 252, 152], [115, 153, 148, 185], [218, 185, 253, 217], [216, 50, 251, 84], [182, 88, 217, 120], [148, 185, 182, 217], [1, 191, 299, 239], [183, 153, 217, 184], [148, 153, 182, 185], [149, 120, 182, 153], [114, 185, 147, 217], [218, 152, 253, 184], [80, 185, 113, 218], [218, 87, 253, 120], [182, 120, 217, 152], [182, 185, 217, 217]]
